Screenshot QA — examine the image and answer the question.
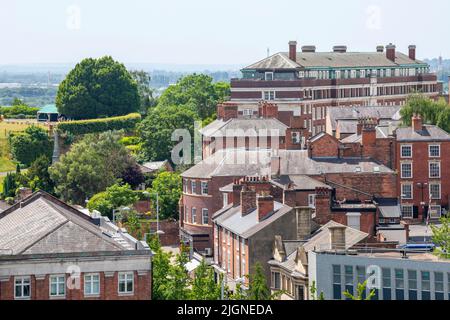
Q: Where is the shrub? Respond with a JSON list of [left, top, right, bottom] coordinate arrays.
[[10, 126, 53, 166], [56, 113, 141, 136]]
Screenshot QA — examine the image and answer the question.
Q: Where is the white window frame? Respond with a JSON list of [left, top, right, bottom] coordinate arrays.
[[191, 207, 197, 224], [429, 162, 441, 179], [346, 212, 361, 231], [308, 194, 316, 208], [428, 145, 440, 158], [401, 183, 413, 199], [401, 205, 414, 219], [262, 91, 276, 101], [400, 145, 412, 158], [429, 205, 442, 219], [201, 208, 209, 225], [292, 131, 301, 144], [118, 272, 134, 295], [223, 193, 228, 208], [84, 273, 100, 297], [429, 183, 441, 200], [191, 180, 196, 194], [14, 276, 31, 300], [265, 72, 274, 81], [201, 181, 208, 195], [49, 275, 66, 298], [243, 109, 253, 116], [401, 162, 413, 179]]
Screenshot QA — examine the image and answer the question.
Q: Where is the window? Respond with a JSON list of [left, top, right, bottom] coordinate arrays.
[[344, 266, 354, 298], [50, 275, 66, 297], [394, 269, 404, 300], [191, 207, 197, 224], [291, 132, 301, 144], [263, 91, 275, 100], [308, 194, 316, 208], [118, 272, 134, 294], [401, 184, 413, 199], [429, 145, 440, 157], [223, 193, 228, 207], [14, 276, 30, 299], [265, 72, 274, 81], [434, 272, 444, 300], [84, 274, 100, 296], [347, 213, 361, 231], [401, 205, 413, 219], [429, 205, 441, 219], [296, 285, 305, 300], [202, 208, 209, 225], [272, 272, 281, 289], [201, 181, 208, 195], [421, 271, 430, 300], [429, 183, 441, 200], [401, 145, 412, 158], [183, 179, 187, 193], [191, 180, 197, 194], [407, 270, 417, 300], [382, 268, 391, 300], [401, 163, 412, 179], [429, 162, 440, 178], [332, 265, 342, 300], [243, 109, 253, 116]]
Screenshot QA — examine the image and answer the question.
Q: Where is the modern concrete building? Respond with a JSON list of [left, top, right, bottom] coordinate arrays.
[[0, 191, 152, 300]]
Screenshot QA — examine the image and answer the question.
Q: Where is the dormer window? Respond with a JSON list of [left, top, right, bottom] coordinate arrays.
[[265, 72, 274, 81]]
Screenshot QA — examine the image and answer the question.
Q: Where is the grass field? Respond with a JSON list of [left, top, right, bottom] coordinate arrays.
[[0, 121, 48, 173]]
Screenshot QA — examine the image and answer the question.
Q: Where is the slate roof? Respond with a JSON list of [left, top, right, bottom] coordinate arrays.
[[328, 106, 401, 131], [140, 160, 171, 173], [395, 125, 450, 142], [243, 52, 425, 70], [270, 175, 330, 190], [0, 191, 146, 256], [376, 198, 402, 219], [200, 118, 288, 138], [213, 201, 293, 239]]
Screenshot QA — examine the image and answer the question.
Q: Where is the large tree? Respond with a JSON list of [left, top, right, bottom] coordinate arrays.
[[129, 70, 157, 114], [10, 126, 53, 166], [49, 131, 138, 204], [56, 56, 139, 120], [149, 171, 182, 220], [157, 74, 230, 119], [137, 105, 198, 162]]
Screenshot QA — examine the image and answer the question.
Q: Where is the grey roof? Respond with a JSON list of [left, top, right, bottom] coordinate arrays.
[[395, 125, 450, 142], [213, 201, 293, 239], [328, 106, 401, 131], [201, 118, 287, 138], [376, 198, 401, 218], [302, 221, 368, 252], [244, 52, 425, 70], [182, 149, 393, 179], [336, 120, 357, 134], [271, 175, 330, 190], [340, 125, 396, 143], [140, 160, 169, 173], [0, 192, 143, 256]]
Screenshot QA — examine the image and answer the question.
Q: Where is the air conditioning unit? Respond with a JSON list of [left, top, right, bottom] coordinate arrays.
[[205, 248, 212, 256]]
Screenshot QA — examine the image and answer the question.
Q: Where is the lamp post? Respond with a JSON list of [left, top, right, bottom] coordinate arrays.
[[143, 191, 164, 239], [416, 182, 428, 221]]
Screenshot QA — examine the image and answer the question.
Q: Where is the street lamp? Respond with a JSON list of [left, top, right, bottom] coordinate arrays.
[[142, 191, 164, 239]]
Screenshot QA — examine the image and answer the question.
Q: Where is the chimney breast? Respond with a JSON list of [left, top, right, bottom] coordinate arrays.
[[257, 195, 274, 221], [329, 226, 346, 250], [289, 41, 297, 62], [386, 43, 396, 62], [408, 45, 416, 61]]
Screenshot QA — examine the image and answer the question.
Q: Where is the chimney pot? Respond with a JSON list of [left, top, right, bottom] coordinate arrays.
[[386, 43, 396, 62], [289, 41, 297, 62]]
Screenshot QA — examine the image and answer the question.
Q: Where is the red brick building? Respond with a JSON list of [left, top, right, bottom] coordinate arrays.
[[230, 41, 442, 135], [0, 191, 152, 300]]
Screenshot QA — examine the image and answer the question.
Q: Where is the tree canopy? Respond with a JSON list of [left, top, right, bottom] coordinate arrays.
[[149, 171, 182, 220], [87, 183, 138, 219], [431, 216, 450, 259], [10, 125, 53, 166], [157, 74, 230, 119], [56, 56, 139, 120]]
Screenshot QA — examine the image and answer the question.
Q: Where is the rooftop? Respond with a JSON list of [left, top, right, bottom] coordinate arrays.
[[328, 106, 401, 131], [395, 125, 450, 142], [200, 118, 288, 138]]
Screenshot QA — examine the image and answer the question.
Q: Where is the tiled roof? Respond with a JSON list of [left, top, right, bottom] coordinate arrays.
[[0, 191, 144, 256], [200, 118, 288, 138], [270, 175, 330, 190], [395, 125, 450, 141], [328, 106, 401, 131], [244, 52, 425, 70]]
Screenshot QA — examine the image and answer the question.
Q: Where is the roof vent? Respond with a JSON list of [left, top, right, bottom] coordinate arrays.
[[333, 46, 347, 53], [301, 46, 316, 53]]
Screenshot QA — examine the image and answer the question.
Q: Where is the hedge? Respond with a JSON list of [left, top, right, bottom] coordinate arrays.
[[56, 113, 141, 135]]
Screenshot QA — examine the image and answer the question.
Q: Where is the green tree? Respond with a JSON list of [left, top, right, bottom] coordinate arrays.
[[129, 70, 157, 114], [343, 280, 376, 300], [309, 281, 325, 300], [247, 263, 272, 300], [150, 171, 182, 220], [49, 131, 136, 204], [10, 126, 52, 166], [137, 105, 198, 162], [431, 216, 450, 259], [147, 236, 172, 300], [157, 74, 230, 119], [164, 249, 191, 300], [87, 183, 138, 218], [56, 56, 139, 120], [190, 260, 221, 300], [27, 155, 54, 193], [436, 107, 450, 133]]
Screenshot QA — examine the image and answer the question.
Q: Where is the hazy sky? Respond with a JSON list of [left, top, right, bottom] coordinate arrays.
[[0, 0, 449, 66]]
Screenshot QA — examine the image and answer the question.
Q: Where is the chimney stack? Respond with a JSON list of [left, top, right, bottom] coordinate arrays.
[[361, 118, 377, 146], [296, 207, 312, 240], [333, 45, 347, 53], [257, 194, 274, 221], [412, 114, 423, 132], [270, 155, 281, 177], [241, 185, 257, 216], [289, 41, 297, 62], [408, 45, 416, 61], [259, 101, 279, 118], [356, 120, 363, 135], [232, 181, 243, 207], [329, 226, 346, 250], [376, 45, 384, 53], [386, 43, 396, 62], [18, 187, 32, 201], [301, 45, 316, 53]]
